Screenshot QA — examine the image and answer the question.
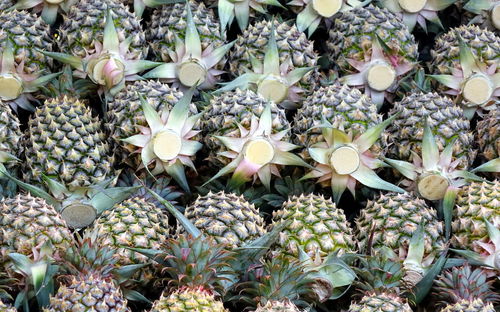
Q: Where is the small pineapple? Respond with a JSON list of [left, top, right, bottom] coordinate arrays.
[[476, 109, 500, 161], [271, 193, 356, 259], [433, 264, 500, 312], [182, 191, 267, 248]]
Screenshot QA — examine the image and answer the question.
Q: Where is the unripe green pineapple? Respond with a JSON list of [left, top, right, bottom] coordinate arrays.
[[271, 193, 356, 259], [476, 109, 500, 161], [348, 293, 412, 312], [151, 288, 227, 312], [183, 191, 267, 248]]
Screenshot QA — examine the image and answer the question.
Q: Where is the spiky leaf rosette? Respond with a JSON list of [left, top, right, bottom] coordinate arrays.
[[327, 5, 418, 107], [89, 196, 171, 284], [122, 89, 202, 192], [292, 83, 383, 159], [149, 235, 234, 312], [206, 104, 309, 190], [271, 193, 356, 258], [147, 1, 225, 62], [229, 20, 319, 93], [462, 0, 500, 32], [144, 4, 233, 91], [58, 0, 146, 60], [377, 0, 457, 31], [217, 24, 314, 109], [355, 192, 446, 264], [8, 0, 76, 25], [302, 117, 404, 203], [386, 92, 475, 169], [180, 191, 267, 248], [201, 89, 289, 167], [218, 0, 283, 32], [477, 109, 500, 161], [433, 264, 500, 312], [430, 25, 500, 118]]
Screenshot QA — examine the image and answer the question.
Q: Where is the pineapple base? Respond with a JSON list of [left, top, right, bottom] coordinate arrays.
[[492, 4, 500, 30], [398, 0, 427, 13], [245, 139, 275, 166], [0, 75, 22, 101], [330, 146, 360, 175], [312, 0, 342, 17], [257, 77, 289, 104], [417, 174, 449, 201], [178, 61, 207, 87], [153, 130, 182, 161], [367, 63, 396, 92], [463, 74, 493, 105], [60, 203, 97, 229]]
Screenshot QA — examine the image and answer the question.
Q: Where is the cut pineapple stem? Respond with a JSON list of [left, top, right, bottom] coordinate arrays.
[[153, 130, 182, 161], [367, 62, 396, 92], [90, 57, 125, 86], [244, 138, 275, 166], [312, 0, 342, 17], [178, 61, 207, 87], [330, 146, 360, 175], [61, 203, 97, 229], [0, 75, 23, 101], [463, 74, 493, 105], [398, 0, 426, 13], [417, 174, 449, 201], [257, 77, 289, 104], [492, 4, 500, 30], [46, 0, 64, 4]]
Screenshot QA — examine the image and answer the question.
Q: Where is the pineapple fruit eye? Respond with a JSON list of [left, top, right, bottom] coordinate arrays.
[[312, 0, 343, 17], [153, 130, 182, 161], [492, 4, 500, 30], [178, 61, 207, 87], [257, 76, 289, 104], [398, 0, 427, 13], [417, 174, 450, 201], [244, 138, 275, 166], [462, 74, 494, 105], [0, 74, 23, 101], [329, 146, 360, 175], [367, 62, 396, 92]]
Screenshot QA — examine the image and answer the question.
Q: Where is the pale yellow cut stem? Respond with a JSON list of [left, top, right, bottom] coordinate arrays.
[[178, 61, 207, 87], [463, 75, 493, 105], [367, 62, 396, 92], [312, 0, 342, 18], [0, 75, 23, 101], [245, 139, 275, 166], [45, 0, 64, 5], [398, 0, 427, 13], [153, 130, 182, 161], [330, 146, 360, 175], [491, 4, 500, 31], [417, 174, 449, 201], [257, 78, 289, 104], [61, 203, 97, 229]]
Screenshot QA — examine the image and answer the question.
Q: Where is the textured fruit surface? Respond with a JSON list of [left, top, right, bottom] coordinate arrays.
[[348, 293, 413, 312], [0, 301, 16, 312], [476, 109, 500, 161], [151, 289, 228, 312], [0, 100, 22, 164], [439, 299, 495, 312], [255, 299, 302, 312]]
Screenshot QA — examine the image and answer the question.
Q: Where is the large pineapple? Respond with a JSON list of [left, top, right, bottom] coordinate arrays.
[[271, 193, 356, 258], [433, 264, 500, 312], [149, 235, 232, 312], [182, 191, 267, 248], [476, 109, 500, 161], [386, 92, 475, 169], [327, 5, 418, 107], [356, 192, 446, 262]]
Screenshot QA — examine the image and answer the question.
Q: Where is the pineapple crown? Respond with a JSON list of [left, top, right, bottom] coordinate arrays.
[[0, 40, 60, 112], [205, 103, 310, 191], [377, 0, 456, 31], [302, 114, 404, 203], [429, 34, 500, 119], [216, 21, 315, 109], [7, 0, 75, 24], [294, 0, 371, 36], [219, 0, 283, 32], [122, 89, 202, 193], [341, 36, 416, 108], [42, 10, 161, 98], [433, 263, 500, 306], [144, 3, 235, 90]]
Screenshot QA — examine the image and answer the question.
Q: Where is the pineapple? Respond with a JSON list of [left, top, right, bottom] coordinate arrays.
[[386, 92, 475, 169], [182, 191, 267, 248], [429, 25, 500, 118], [476, 109, 500, 161], [327, 5, 418, 107], [217, 0, 283, 31], [433, 264, 500, 312], [148, 235, 232, 312], [43, 233, 131, 312], [355, 192, 446, 264], [0, 100, 22, 196], [271, 193, 356, 258], [8, 0, 75, 24], [0, 10, 57, 112], [0, 269, 15, 312], [0, 0, 13, 10], [461, 0, 500, 31]]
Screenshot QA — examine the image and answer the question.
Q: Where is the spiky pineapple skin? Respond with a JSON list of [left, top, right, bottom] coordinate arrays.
[[348, 293, 413, 312], [451, 180, 500, 252], [0, 301, 16, 312], [44, 275, 130, 312], [0, 0, 13, 10], [476, 109, 500, 161], [356, 192, 446, 258], [327, 5, 418, 70], [151, 289, 228, 312], [440, 299, 495, 312], [386, 92, 475, 168], [147, 1, 224, 63], [272, 194, 356, 258], [255, 300, 302, 312], [58, 0, 147, 60], [0, 100, 22, 196], [0, 10, 53, 74], [90, 196, 170, 282], [183, 191, 267, 248], [0, 194, 73, 256], [23, 96, 114, 189]]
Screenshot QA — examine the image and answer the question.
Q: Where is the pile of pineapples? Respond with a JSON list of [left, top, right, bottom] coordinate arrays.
[[0, 0, 499, 311]]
